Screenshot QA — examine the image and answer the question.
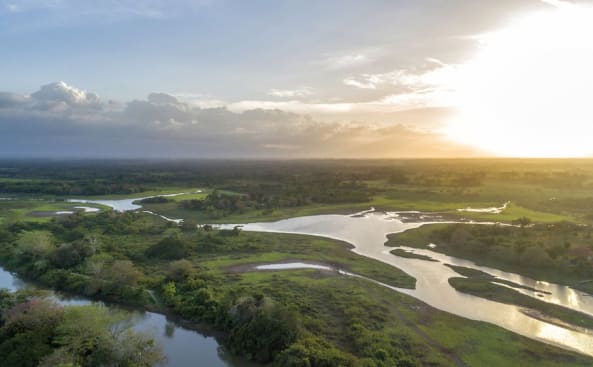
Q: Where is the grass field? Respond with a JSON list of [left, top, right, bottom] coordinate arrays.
[[209, 268, 593, 367]]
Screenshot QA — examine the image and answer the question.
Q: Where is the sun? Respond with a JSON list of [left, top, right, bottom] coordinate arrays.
[[445, 3, 593, 157]]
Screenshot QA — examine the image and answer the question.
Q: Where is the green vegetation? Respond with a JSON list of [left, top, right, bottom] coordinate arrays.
[[387, 222, 593, 292], [5, 159, 593, 365], [390, 249, 438, 262], [445, 264, 549, 293], [0, 289, 163, 367], [448, 278, 593, 331], [1, 211, 591, 365], [443, 265, 593, 330], [0, 199, 104, 224], [6, 158, 593, 224]]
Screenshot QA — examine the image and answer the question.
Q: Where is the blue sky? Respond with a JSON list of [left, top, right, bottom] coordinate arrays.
[[1, 0, 538, 100], [1, 0, 591, 158]]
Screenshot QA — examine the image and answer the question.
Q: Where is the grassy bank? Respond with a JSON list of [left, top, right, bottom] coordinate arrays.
[[141, 194, 571, 224], [448, 277, 593, 331], [387, 223, 593, 293], [390, 248, 438, 262]]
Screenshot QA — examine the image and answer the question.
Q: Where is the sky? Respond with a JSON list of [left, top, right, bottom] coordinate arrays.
[[1, 0, 592, 158]]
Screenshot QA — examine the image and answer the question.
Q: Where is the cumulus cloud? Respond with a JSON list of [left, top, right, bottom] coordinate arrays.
[[147, 92, 180, 105], [30, 81, 102, 111], [0, 82, 479, 158]]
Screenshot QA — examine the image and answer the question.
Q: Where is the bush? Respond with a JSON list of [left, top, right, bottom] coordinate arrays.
[[145, 236, 189, 260], [227, 296, 299, 363]]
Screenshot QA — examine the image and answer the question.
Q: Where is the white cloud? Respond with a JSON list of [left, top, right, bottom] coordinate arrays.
[[321, 53, 370, 70], [342, 60, 462, 111], [375, 89, 455, 110], [31, 81, 101, 106], [344, 62, 461, 91], [343, 77, 378, 90], [268, 87, 313, 98], [171, 93, 227, 109]]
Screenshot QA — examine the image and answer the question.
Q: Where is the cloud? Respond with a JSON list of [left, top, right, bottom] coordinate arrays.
[[5, 3, 18, 12], [147, 92, 180, 105], [30, 81, 101, 110], [342, 60, 462, 110], [226, 100, 353, 114], [0, 82, 479, 158], [0, 92, 29, 108], [540, 0, 575, 8], [320, 53, 371, 70], [268, 87, 313, 98], [343, 78, 378, 90], [344, 60, 460, 91]]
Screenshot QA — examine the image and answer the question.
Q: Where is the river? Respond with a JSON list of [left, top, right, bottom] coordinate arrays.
[[223, 210, 593, 357], [13, 194, 593, 358], [0, 267, 242, 367]]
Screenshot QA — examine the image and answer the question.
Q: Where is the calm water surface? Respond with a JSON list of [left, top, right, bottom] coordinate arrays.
[[0, 267, 240, 367], [67, 191, 200, 212]]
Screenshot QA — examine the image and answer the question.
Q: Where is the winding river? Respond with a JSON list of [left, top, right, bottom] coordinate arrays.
[[10, 193, 593, 360], [224, 211, 593, 357]]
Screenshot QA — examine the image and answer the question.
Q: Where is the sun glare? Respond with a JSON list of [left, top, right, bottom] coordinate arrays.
[[446, 4, 593, 157]]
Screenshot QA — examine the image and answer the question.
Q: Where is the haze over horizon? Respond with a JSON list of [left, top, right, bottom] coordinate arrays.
[[2, 0, 592, 159]]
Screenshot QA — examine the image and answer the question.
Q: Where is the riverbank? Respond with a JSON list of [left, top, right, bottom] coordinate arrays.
[[448, 277, 593, 330], [386, 222, 593, 294], [234, 211, 593, 358]]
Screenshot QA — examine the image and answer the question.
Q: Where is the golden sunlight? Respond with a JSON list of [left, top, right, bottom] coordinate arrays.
[[446, 3, 593, 157]]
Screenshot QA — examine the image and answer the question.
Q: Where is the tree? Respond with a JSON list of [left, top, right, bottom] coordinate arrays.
[[161, 282, 177, 306], [231, 225, 242, 236], [0, 299, 64, 367], [52, 305, 164, 367], [103, 260, 142, 288], [273, 336, 357, 367], [51, 240, 95, 269], [167, 259, 194, 282], [145, 236, 189, 260], [15, 231, 54, 260], [512, 217, 532, 228], [520, 246, 553, 268], [0, 289, 16, 317], [227, 296, 299, 362], [180, 219, 198, 232]]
